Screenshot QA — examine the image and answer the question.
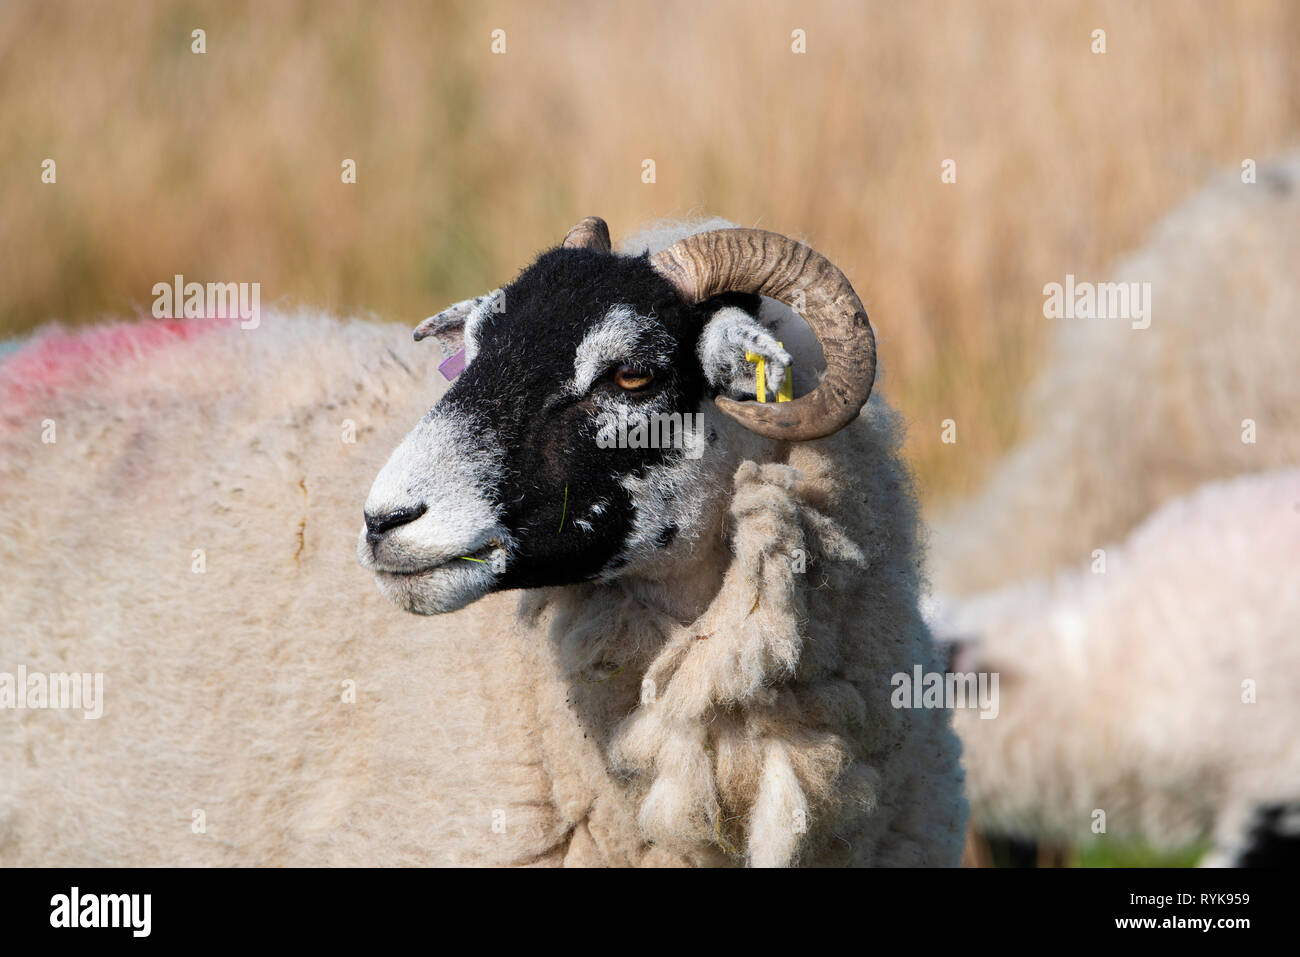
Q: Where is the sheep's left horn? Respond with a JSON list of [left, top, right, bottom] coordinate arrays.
[[650, 229, 876, 441], [562, 216, 612, 253]]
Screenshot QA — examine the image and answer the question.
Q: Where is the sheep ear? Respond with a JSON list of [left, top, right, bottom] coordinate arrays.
[[412, 291, 499, 349], [696, 303, 793, 401]]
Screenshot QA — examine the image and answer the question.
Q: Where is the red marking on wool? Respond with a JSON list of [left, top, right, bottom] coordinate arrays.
[[1, 319, 226, 418]]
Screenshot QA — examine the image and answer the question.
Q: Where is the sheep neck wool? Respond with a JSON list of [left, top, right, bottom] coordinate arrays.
[[519, 399, 966, 866]]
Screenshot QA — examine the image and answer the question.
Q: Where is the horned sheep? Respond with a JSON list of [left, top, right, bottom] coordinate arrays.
[[0, 217, 967, 867]]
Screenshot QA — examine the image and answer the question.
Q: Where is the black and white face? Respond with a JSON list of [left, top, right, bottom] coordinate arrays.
[[358, 245, 793, 614]]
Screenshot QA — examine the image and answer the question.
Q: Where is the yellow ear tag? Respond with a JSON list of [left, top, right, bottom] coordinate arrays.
[[744, 343, 793, 403]]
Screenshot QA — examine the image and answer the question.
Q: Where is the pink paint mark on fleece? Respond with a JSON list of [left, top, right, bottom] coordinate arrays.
[[0, 319, 223, 419]]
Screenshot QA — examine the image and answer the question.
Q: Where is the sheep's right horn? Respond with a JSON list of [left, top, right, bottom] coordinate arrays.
[[562, 216, 612, 253], [650, 229, 876, 441]]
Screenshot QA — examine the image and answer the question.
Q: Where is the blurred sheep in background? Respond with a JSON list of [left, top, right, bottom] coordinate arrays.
[[934, 467, 1300, 865], [930, 154, 1300, 865]]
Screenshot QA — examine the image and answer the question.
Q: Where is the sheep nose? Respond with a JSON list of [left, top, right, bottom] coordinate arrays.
[[365, 504, 428, 542]]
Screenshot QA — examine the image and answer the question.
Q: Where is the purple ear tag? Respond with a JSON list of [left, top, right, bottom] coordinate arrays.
[[438, 347, 467, 381]]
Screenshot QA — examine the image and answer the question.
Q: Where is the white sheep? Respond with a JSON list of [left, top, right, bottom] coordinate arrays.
[[0, 217, 967, 866], [931, 152, 1300, 597], [934, 467, 1300, 864], [925, 154, 1300, 863]]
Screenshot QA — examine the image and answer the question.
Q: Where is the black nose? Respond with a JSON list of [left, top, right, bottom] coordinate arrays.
[[365, 504, 428, 542]]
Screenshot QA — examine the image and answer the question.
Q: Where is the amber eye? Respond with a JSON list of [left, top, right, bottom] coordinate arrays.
[[614, 365, 655, 390]]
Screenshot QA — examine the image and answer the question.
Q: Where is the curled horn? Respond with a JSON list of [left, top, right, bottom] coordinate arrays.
[[649, 229, 876, 441], [562, 216, 612, 253]]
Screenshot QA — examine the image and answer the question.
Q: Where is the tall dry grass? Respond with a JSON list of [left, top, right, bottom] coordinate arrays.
[[2, 0, 1297, 503]]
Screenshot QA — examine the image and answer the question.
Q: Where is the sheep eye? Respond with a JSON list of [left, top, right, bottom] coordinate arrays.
[[614, 365, 654, 390]]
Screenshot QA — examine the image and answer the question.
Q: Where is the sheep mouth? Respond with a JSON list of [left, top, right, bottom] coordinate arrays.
[[379, 542, 499, 577], [368, 544, 505, 615]]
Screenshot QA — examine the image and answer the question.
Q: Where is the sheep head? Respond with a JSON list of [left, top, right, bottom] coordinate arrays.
[[358, 217, 876, 614]]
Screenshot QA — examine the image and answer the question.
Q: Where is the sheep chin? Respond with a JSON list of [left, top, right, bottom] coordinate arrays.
[[371, 561, 497, 615]]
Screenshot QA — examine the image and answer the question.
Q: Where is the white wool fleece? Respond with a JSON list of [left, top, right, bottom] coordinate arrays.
[[943, 468, 1300, 860]]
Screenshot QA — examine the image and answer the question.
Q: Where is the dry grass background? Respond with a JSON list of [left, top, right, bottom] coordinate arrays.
[[2, 0, 1297, 506]]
